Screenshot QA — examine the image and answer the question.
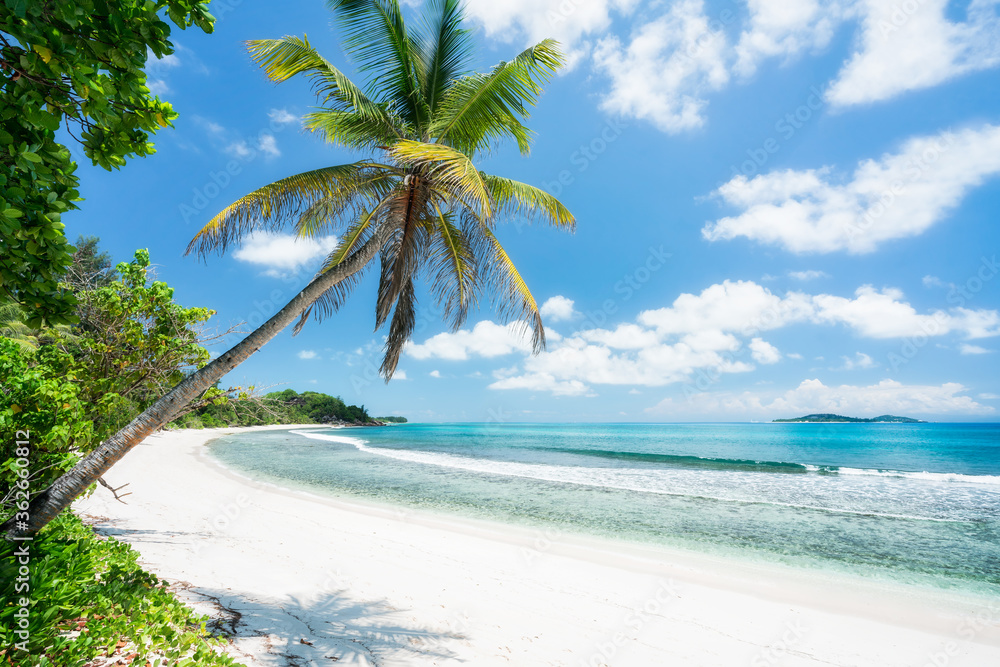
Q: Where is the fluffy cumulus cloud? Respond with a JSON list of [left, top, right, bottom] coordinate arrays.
[[405, 279, 1000, 395], [464, 0, 1000, 133], [749, 337, 782, 364], [703, 124, 1000, 253], [297, 350, 318, 360], [232, 232, 339, 278], [539, 295, 579, 322], [406, 321, 536, 361], [734, 0, 851, 76], [648, 378, 994, 417], [592, 0, 730, 133], [827, 0, 1000, 107], [462, 0, 639, 65]]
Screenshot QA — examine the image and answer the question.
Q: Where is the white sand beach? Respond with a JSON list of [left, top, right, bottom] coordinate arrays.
[[74, 425, 1000, 667]]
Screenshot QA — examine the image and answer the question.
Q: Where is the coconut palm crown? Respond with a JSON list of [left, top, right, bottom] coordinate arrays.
[[188, 0, 575, 379]]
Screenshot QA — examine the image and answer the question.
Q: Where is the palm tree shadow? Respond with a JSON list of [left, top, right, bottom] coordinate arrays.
[[181, 583, 468, 666]]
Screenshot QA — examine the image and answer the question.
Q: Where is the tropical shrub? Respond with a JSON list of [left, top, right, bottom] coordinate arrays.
[[0, 512, 239, 666]]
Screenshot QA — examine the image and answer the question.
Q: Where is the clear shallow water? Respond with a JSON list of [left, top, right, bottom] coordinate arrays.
[[208, 422, 1000, 596]]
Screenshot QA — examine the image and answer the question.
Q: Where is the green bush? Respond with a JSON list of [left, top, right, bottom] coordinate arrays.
[[0, 512, 240, 666], [0, 338, 93, 511]]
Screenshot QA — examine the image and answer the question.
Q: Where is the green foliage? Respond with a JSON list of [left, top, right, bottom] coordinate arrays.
[[265, 389, 373, 424], [0, 338, 92, 508], [0, 511, 239, 666], [0, 246, 234, 510], [70, 249, 215, 439], [64, 235, 115, 292], [0, 0, 213, 327], [377, 415, 407, 423], [171, 388, 381, 428]]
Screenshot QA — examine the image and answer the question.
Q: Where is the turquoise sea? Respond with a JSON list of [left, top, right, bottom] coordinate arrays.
[[208, 423, 1000, 597]]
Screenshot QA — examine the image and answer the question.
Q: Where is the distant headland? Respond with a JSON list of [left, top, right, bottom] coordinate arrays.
[[773, 414, 926, 423]]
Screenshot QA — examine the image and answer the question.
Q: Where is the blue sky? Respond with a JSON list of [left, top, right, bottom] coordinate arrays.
[[66, 0, 1000, 422]]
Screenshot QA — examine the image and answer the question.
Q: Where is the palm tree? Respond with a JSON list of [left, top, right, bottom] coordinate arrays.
[[4, 0, 573, 539]]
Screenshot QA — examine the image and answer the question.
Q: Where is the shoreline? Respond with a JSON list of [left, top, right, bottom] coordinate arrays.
[[75, 425, 1000, 666]]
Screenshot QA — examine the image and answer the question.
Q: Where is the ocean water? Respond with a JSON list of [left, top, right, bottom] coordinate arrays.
[[208, 422, 1000, 596]]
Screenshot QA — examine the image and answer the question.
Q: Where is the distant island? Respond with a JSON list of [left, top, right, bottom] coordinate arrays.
[[773, 414, 926, 423]]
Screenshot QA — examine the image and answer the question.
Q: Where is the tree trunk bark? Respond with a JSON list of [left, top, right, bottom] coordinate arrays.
[[3, 231, 386, 541]]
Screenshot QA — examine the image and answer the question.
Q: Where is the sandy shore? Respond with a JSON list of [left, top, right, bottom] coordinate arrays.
[[74, 425, 1000, 666]]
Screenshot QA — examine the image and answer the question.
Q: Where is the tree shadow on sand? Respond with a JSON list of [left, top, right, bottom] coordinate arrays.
[[183, 584, 470, 666]]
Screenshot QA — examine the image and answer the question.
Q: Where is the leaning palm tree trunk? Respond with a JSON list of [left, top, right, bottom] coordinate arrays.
[[2, 232, 385, 540]]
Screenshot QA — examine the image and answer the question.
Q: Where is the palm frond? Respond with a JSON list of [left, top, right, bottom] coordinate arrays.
[[414, 0, 473, 115], [379, 276, 416, 380], [187, 162, 384, 256], [295, 171, 399, 239], [375, 182, 431, 329], [246, 36, 400, 136], [302, 109, 408, 151], [425, 204, 477, 330], [389, 140, 491, 217], [464, 218, 545, 353], [328, 0, 426, 128], [483, 174, 575, 229], [430, 39, 566, 156]]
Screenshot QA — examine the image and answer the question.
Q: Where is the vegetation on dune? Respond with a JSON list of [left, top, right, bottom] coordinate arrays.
[[171, 388, 381, 429], [8, 0, 572, 540], [0, 512, 239, 666]]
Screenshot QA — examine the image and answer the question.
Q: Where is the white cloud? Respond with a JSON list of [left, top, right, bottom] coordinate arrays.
[[429, 370, 442, 378], [148, 79, 171, 96], [225, 140, 253, 159], [539, 295, 578, 322], [787, 352, 804, 360], [409, 278, 1000, 395], [488, 372, 591, 396], [749, 337, 781, 364], [232, 232, 339, 277], [789, 270, 829, 281], [978, 393, 1000, 400], [406, 321, 534, 361], [298, 350, 318, 360], [257, 133, 280, 158], [648, 378, 994, 417], [960, 343, 992, 355], [703, 124, 1000, 253], [812, 285, 1000, 338], [146, 51, 181, 74], [735, 0, 851, 76], [837, 351, 877, 370], [592, 0, 730, 133], [637, 280, 814, 336], [827, 0, 1000, 107], [923, 275, 944, 288], [462, 0, 639, 65], [394, 370, 408, 380], [268, 108, 298, 126]]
